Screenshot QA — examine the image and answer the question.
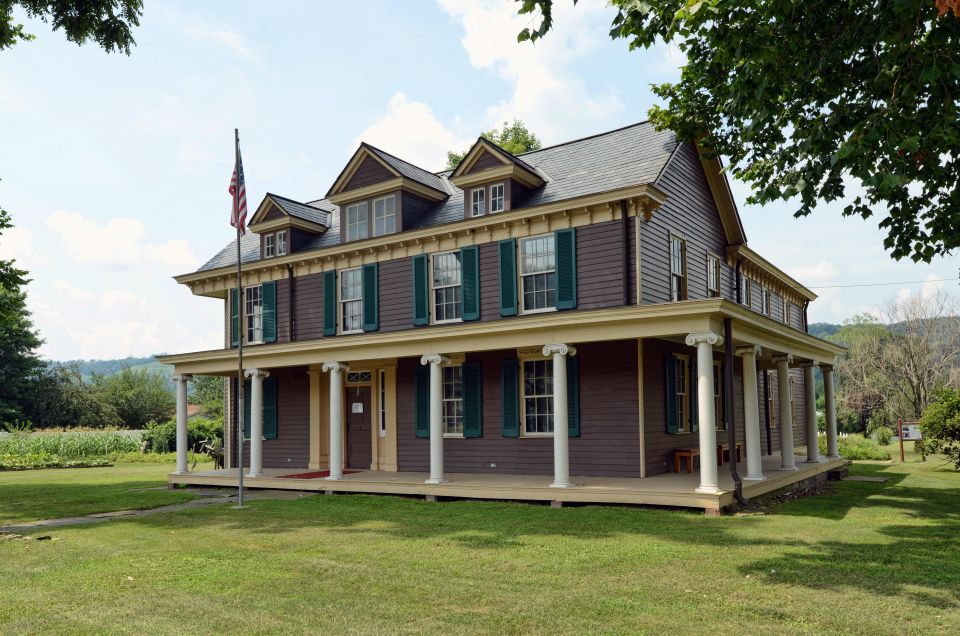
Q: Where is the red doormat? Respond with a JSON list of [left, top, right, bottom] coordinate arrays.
[[278, 469, 359, 479]]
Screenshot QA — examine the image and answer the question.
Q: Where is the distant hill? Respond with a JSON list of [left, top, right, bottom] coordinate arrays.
[[808, 323, 840, 339], [50, 356, 172, 381]]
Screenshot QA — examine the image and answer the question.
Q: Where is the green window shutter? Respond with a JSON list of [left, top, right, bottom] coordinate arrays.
[[460, 245, 480, 321], [555, 228, 577, 310], [690, 356, 699, 432], [500, 358, 520, 437], [412, 254, 429, 326], [665, 355, 679, 434], [566, 355, 580, 437], [414, 364, 429, 438], [463, 361, 483, 438], [243, 379, 251, 441], [498, 238, 517, 317], [362, 263, 379, 332], [230, 288, 239, 347], [262, 281, 277, 343], [323, 270, 337, 336], [262, 376, 278, 439]]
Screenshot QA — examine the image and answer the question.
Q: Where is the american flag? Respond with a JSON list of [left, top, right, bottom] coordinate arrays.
[[229, 148, 247, 236]]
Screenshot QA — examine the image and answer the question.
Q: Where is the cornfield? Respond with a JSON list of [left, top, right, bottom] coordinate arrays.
[[0, 430, 143, 459]]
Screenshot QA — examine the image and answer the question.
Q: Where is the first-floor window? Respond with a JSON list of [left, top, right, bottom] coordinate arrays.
[[347, 202, 369, 241], [442, 365, 464, 436], [520, 234, 557, 312], [373, 195, 396, 236], [670, 235, 687, 301], [790, 376, 798, 424], [246, 284, 263, 343], [707, 254, 721, 298], [674, 354, 691, 433], [264, 234, 275, 258], [432, 251, 462, 322], [523, 359, 554, 434], [713, 360, 725, 430], [276, 230, 287, 256], [471, 188, 485, 216], [490, 183, 505, 213], [340, 267, 364, 333], [378, 370, 387, 438], [767, 371, 778, 429]]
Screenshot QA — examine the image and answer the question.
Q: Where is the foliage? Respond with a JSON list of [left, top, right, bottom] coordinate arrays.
[[919, 387, 960, 468], [0, 429, 141, 458], [518, 1, 960, 262], [872, 426, 894, 446], [107, 451, 182, 464], [0, 452, 111, 471], [446, 119, 542, 168], [191, 375, 225, 419], [142, 417, 222, 454], [0, 0, 142, 54], [20, 365, 121, 428], [91, 367, 175, 429], [50, 355, 164, 381], [818, 433, 891, 461]]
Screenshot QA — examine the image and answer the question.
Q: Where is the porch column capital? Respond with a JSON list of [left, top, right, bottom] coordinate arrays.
[[542, 343, 576, 357], [322, 361, 349, 373], [685, 331, 723, 347], [735, 345, 762, 358], [172, 374, 192, 383], [420, 354, 448, 367], [244, 368, 270, 379], [772, 353, 794, 365], [797, 360, 819, 369]]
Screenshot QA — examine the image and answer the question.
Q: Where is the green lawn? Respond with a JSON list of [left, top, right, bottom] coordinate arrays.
[[1, 453, 957, 635], [0, 462, 206, 525]]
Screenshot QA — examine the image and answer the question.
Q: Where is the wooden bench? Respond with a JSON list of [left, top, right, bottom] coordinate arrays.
[[673, 443, 744, 473]]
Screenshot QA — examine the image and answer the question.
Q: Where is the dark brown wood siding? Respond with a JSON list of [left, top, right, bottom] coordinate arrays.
[[276, 276, 291, 343], [396, 340, 641, 477], [231, 366, 311, 469], [345, 155, 395, 191], [577, 220, 629, 310], [479, 241, 508, 323], [293, 272, 324, 341], [380, 256, 413, 332], [643, 142, 732, 305], [465, 149, 505, 174]]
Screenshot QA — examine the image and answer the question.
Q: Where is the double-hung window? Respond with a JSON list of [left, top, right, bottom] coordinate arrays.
[[442, 365, 464, 436], [522, 358, 554, 435], [740, 276, 750, 306], [432, 251, 462, 322], [471, 188, 485, 217], [707, 254, 721, 298], [276, 230, 287, 256], [761, 287, 771, 316], [490, 183, 505, 213], [373, 195, 396, 236], [782, 297, 790, 324], [339, 267, 364, 333], [264, 235, 275, 258], [670, 235, 687, 301], [673, 353, 691, 433], [245, 284, 264, 343], [519, 234, 556, 313], [347, 202, 369, 241], [713, 360, 725, 430]]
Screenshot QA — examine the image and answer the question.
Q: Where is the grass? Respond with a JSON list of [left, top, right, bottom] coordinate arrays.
[[0, 462, 208, 525], [0, 451, 957, 634]]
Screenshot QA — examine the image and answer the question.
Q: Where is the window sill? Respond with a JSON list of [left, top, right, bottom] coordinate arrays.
[[522, 432, 554, 438], [432, 318, 464, 326], [339, 330, 363, 336], [520, 307, 557, 316], [443, 433, 464, 439]]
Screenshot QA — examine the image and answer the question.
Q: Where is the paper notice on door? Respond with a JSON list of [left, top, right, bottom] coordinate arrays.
[[352, 402, 364, 414]]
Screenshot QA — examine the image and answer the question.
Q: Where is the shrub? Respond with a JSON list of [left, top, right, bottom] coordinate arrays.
[[142, 418, 223, 453], [91, 368, 175, 429], [872, 426, 894, 446], [0, 452, 112, 471], [818, 434, 890, 460], [919, 388, 960, 469]]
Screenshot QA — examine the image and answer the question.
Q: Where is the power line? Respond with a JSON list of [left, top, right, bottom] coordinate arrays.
[[808, 277, 959, 290]]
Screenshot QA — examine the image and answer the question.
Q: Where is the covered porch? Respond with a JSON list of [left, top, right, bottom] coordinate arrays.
[[170, 453, 846, 513]]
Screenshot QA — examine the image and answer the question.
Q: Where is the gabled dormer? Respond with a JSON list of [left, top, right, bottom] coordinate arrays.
[[326, 144, 449, 243], [249, 193, 330, 259], [449, 137, 546, 219]]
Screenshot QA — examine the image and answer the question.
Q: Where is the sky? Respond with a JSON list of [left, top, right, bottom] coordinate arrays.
[[0, 0, 956, 361]]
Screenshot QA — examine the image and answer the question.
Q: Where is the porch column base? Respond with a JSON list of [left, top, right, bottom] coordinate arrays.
[[325, 475, 345, 481], [549, 480, 574, 489], [425, 477, 447, 485], [778, 466, 799, 472], [695, 485, 723, 495], [805, 458, 824, 464], [743, 475, 767, 482]]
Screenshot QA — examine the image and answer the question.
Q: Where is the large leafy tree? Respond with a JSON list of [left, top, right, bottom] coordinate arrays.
[[517, 0, 960, 262], [447, 120, 543, 168], [0, 0, 142, 54], [91, 368, 175, 429]]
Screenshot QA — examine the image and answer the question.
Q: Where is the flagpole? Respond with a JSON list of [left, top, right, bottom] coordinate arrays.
[[234, 127, 245, 508]]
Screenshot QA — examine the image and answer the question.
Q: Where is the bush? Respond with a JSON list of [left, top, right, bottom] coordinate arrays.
[[818, 433, 891, 461], [0, 429, 142, 458], [872, 426, 894, 446], [91, 368, 175, 429], [919, 388, 960, 469], [142, 418, 223, 453], [0, 452, 112, 471]]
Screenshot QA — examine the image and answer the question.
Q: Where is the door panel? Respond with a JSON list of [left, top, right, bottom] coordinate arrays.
[[347, 386, 372, 469]]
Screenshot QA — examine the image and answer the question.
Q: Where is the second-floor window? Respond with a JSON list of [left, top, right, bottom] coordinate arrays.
[[347, 202, 369, 241], [276, 230, 287, 256], [443, 365, 464, 436], [761, 287, 771, 316], [264, 235, 275, 258], [520, 234, 556, 313], [707, 254, 721, 298], [246, 284, 263, 343], [340, 267, 364, 333], [740, 275, 749, 306], [432, 251, 462, 322], [373, 195, 396, 236], [670, 235, 687, 301], [471, 188, 485, 217], [490, 183, 505, 213]]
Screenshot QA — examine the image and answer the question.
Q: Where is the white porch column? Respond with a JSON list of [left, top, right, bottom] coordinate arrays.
[[737, 346, 766, 481], [244, 369, 269, 477], [802, 362, 821, 463], [322, 361, 349, 480], [774, 354, 798, 470], [685, 332, 723, 494], [543, 344, 575, 488], [173, 374, 191, 475], [823, 365, 840, 458], [421, 354, 448, 484]]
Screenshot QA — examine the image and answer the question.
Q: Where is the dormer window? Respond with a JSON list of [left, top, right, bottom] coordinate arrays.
[[347, 202, 369, 241], [490, 183, 505, 213], [276, 230, 287, 256], [471, 188, 485, 217], [264, 234, 275, 258], [373, 194, 396, 236]]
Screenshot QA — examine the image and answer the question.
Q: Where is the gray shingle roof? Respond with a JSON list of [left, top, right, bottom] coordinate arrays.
[[196, 121, 677, 273], [267, 193, 330, 226]]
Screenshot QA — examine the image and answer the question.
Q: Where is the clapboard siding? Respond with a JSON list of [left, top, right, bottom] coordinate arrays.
[[345, 155, 395, 191], [380, 257, 414, 332], [276, 276, 291, 343], [643, 142, 732, 305], [294, 272, 324, 341], [396, 340, 641, 477], [465, 150, 505, 173], [479, 241, 507, 322], [230, 366, 311, 469], [577, 220, 628, 310]]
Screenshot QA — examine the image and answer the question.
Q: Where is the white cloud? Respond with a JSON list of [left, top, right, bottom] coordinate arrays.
[[46, 212, 198, 270], [179, 18, 262, 62], [896, 274, 945, 305], [785, 260, 839, 287], [0, 225, 47, 269]]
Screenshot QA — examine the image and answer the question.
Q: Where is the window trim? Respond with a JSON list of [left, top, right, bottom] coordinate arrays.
[[761, 286, 771, 316], [470, 187, 486, 217], [669, 234, 688, 302], [782, 296, 790, 324], [713, 360, 725, 431], [264, 234, 275, 258], [767, 370, 778, 429], [372, 194, 396, 237], [245, 284, 264, 345], [518, 233, 558, 316], [430, 250, 464, 325], [338, 266, 364, 335], [276, 230, 287, 256], [490, 182, 505, 213], [519, 350, 555, 437], [740, 275, 750, 306], [378, 369, 387, 438], [706, 253, 721, 298], [441, 362, 465, 438], [346, 201, 370, 242], [673, 353, 692, 434]]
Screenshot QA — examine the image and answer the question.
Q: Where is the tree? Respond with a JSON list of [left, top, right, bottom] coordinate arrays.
[[1, 0, 142, 54], [92, 368, 175, 429], [919, 387, 960, 469], [829, 314, 892, 432], [21, 365, 120, 428], [517, 1, 960, 262], [447, 120, 543, 168], [191, 375, 225, 420]]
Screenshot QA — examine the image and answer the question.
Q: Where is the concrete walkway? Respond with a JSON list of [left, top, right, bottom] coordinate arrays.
[[0, 488, 315, 534]]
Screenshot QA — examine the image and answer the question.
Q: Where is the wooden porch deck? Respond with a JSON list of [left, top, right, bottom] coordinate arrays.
[[170, 454, 845, 512]]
